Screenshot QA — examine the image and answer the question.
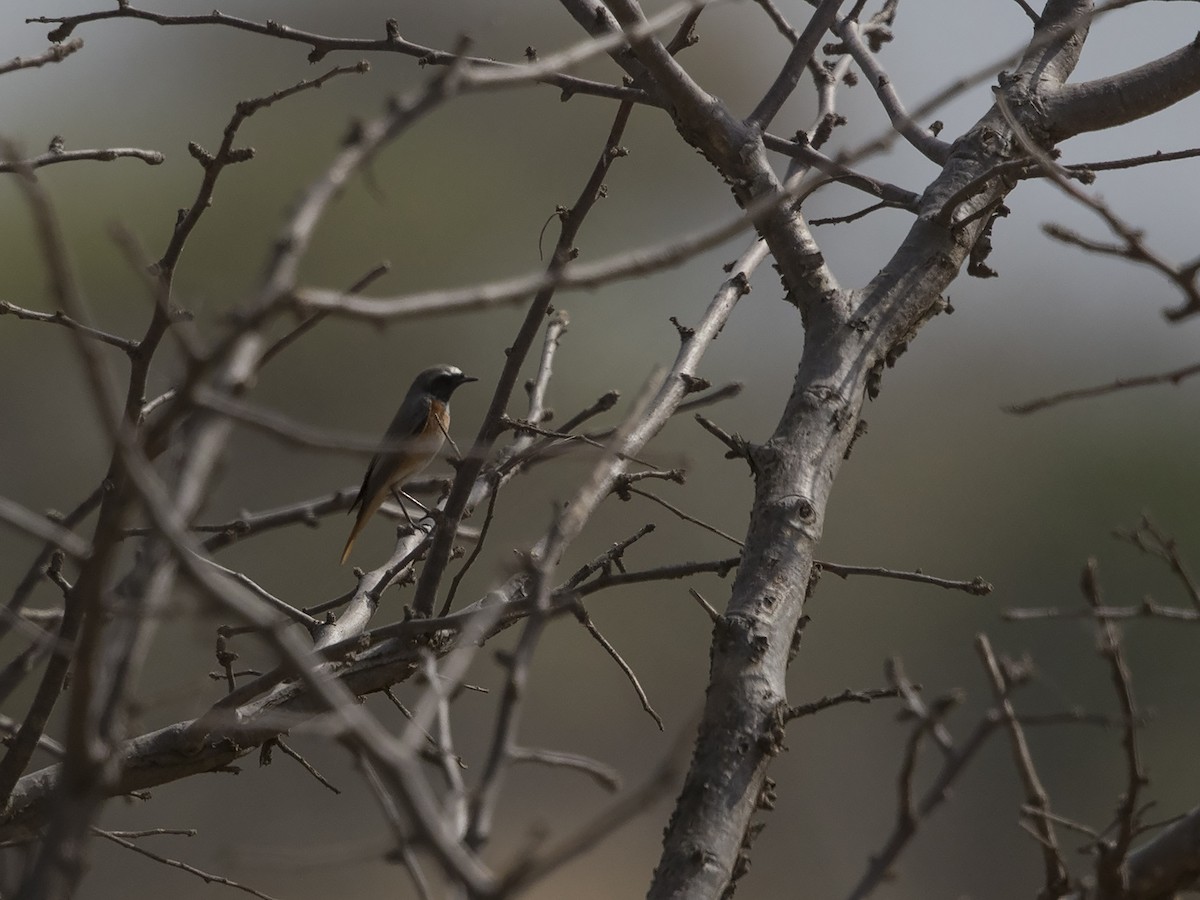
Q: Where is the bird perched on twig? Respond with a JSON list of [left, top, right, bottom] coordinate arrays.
[[340, 364, 477, 564]]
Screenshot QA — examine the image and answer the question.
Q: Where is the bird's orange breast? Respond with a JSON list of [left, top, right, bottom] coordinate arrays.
[[427, 399, 450, 436]]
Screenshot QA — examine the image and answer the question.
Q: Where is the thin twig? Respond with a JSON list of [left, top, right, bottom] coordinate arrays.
[[688, 588, 721, 623], [574, 605, 664, 730], [418, 653, 468, 838], [555, 391, 622, 435], [103, 828, 198, 839], [509, 746, 622, 792], [0, 146, 163, 173], [745, 0, 844, 132], [1114, 515, 1200, 612], [1003, 601, 1200, 622], [465, 597, 549, 851], [693, 413, 751, 461], [0, 713, 64, 758], [498, 712, 698, 895], [441, 310, 570, 617], [574, 556, 741, 597], [198, 489, 359, 552], [674, 381, 742, 413], [620, 485, 743, 548], [382, 688, 461, 768], [564, 524, 658, 590], [195, 556, 322, 635], [847, 659, 967, 900], [1006, 359, 1200, 414], [810, 201, 891, 226], [996, 91, 1200, 321], [94, 828, 281, 900], [269, 738, 340, 795], [976, 633, 1069, 892], [1018, 708, 1143, 729], [2, 483, 104, 644], [160, 60, 369, 281], [356, 756, 434, 900], [1010, 0, 1041, 25], [817, 561, 993, 595], [410, 97, 638, 620], [786, 686, 904, 721], [502, 416, 638, 459], [259, 263, 391, 368], [26, 1, 679, 103], [440, 476, 500, 618], [1080, 559, 1146, 874], [1022, 805, 1102, 840], [837, 19, 949, 164], [0, 300, 139, 352], [292, 162, 860, 323], [0, 496, 93, 560], [751, 0, 799, 42]]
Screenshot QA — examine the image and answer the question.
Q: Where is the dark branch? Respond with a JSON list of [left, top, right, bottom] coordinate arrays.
[[1006, 360, 1200, 414], [0, 300, 138, 353]]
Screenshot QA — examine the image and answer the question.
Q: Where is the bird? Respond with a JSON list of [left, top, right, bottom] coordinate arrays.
[[340, 364, 477, 564]]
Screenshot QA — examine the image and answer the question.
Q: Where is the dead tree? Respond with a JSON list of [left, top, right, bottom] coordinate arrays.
[[2, 2, 1199, 898]]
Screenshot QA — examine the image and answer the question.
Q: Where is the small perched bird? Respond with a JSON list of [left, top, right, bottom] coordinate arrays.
[[340, 364, 477, 564]]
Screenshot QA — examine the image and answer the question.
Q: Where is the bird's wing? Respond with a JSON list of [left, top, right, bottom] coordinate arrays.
[[340, 396, 438, 565], [359, 396, 439, 507], [347, 455, 378, 515], [348, 394, 429, 514]]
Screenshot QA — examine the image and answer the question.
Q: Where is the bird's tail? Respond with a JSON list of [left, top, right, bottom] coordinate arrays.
[[340, 519, 366, 565], [339, 488, 389, 564]]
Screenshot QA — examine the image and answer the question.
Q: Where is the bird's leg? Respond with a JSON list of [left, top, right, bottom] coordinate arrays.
[[400, 489, 432, 517], [390, 487, 418, 532]]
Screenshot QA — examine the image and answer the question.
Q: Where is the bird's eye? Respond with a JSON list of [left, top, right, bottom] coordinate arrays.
[[430, 373, 460, 394]]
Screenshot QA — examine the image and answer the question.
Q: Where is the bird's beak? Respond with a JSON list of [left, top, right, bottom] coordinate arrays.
[[458, 373, 479, 384]]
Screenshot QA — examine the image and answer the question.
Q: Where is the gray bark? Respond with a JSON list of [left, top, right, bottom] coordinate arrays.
[[648, 2, 1098, 896]]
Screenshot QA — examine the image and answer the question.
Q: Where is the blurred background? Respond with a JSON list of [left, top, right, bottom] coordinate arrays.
[[2, 1, 1199, 897]]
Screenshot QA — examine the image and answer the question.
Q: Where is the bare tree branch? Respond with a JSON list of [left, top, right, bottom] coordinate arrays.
[[785, 685, 904, 721], [509, 746, 622, 792], [5, 1, 1200, 897], [1080, 559, 1146, 886], [291, 165, 836, 323], [746, 0, 846, 132], [1115, 515, 1200, 612], [409, 98, 638, 620], [1045, 34, 1200, 141], [976, 633, 1069, 893], [836, 18, 950, 163], [94, 828, 281, 900], [498, 714, 698, 897], [652, 3, 1095, 892], [27, 3, 658, 103], [0, 299, 138, 352], [573, 604, 664, 730], [1, 485, 104, 645], [0, 38, 83, 75], [817, 561, 993, 595], [0, 497, 92, 561], [0, 145, 163, 173], [847, 660, 996, 900], [1006, 359, 1200, 414]]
